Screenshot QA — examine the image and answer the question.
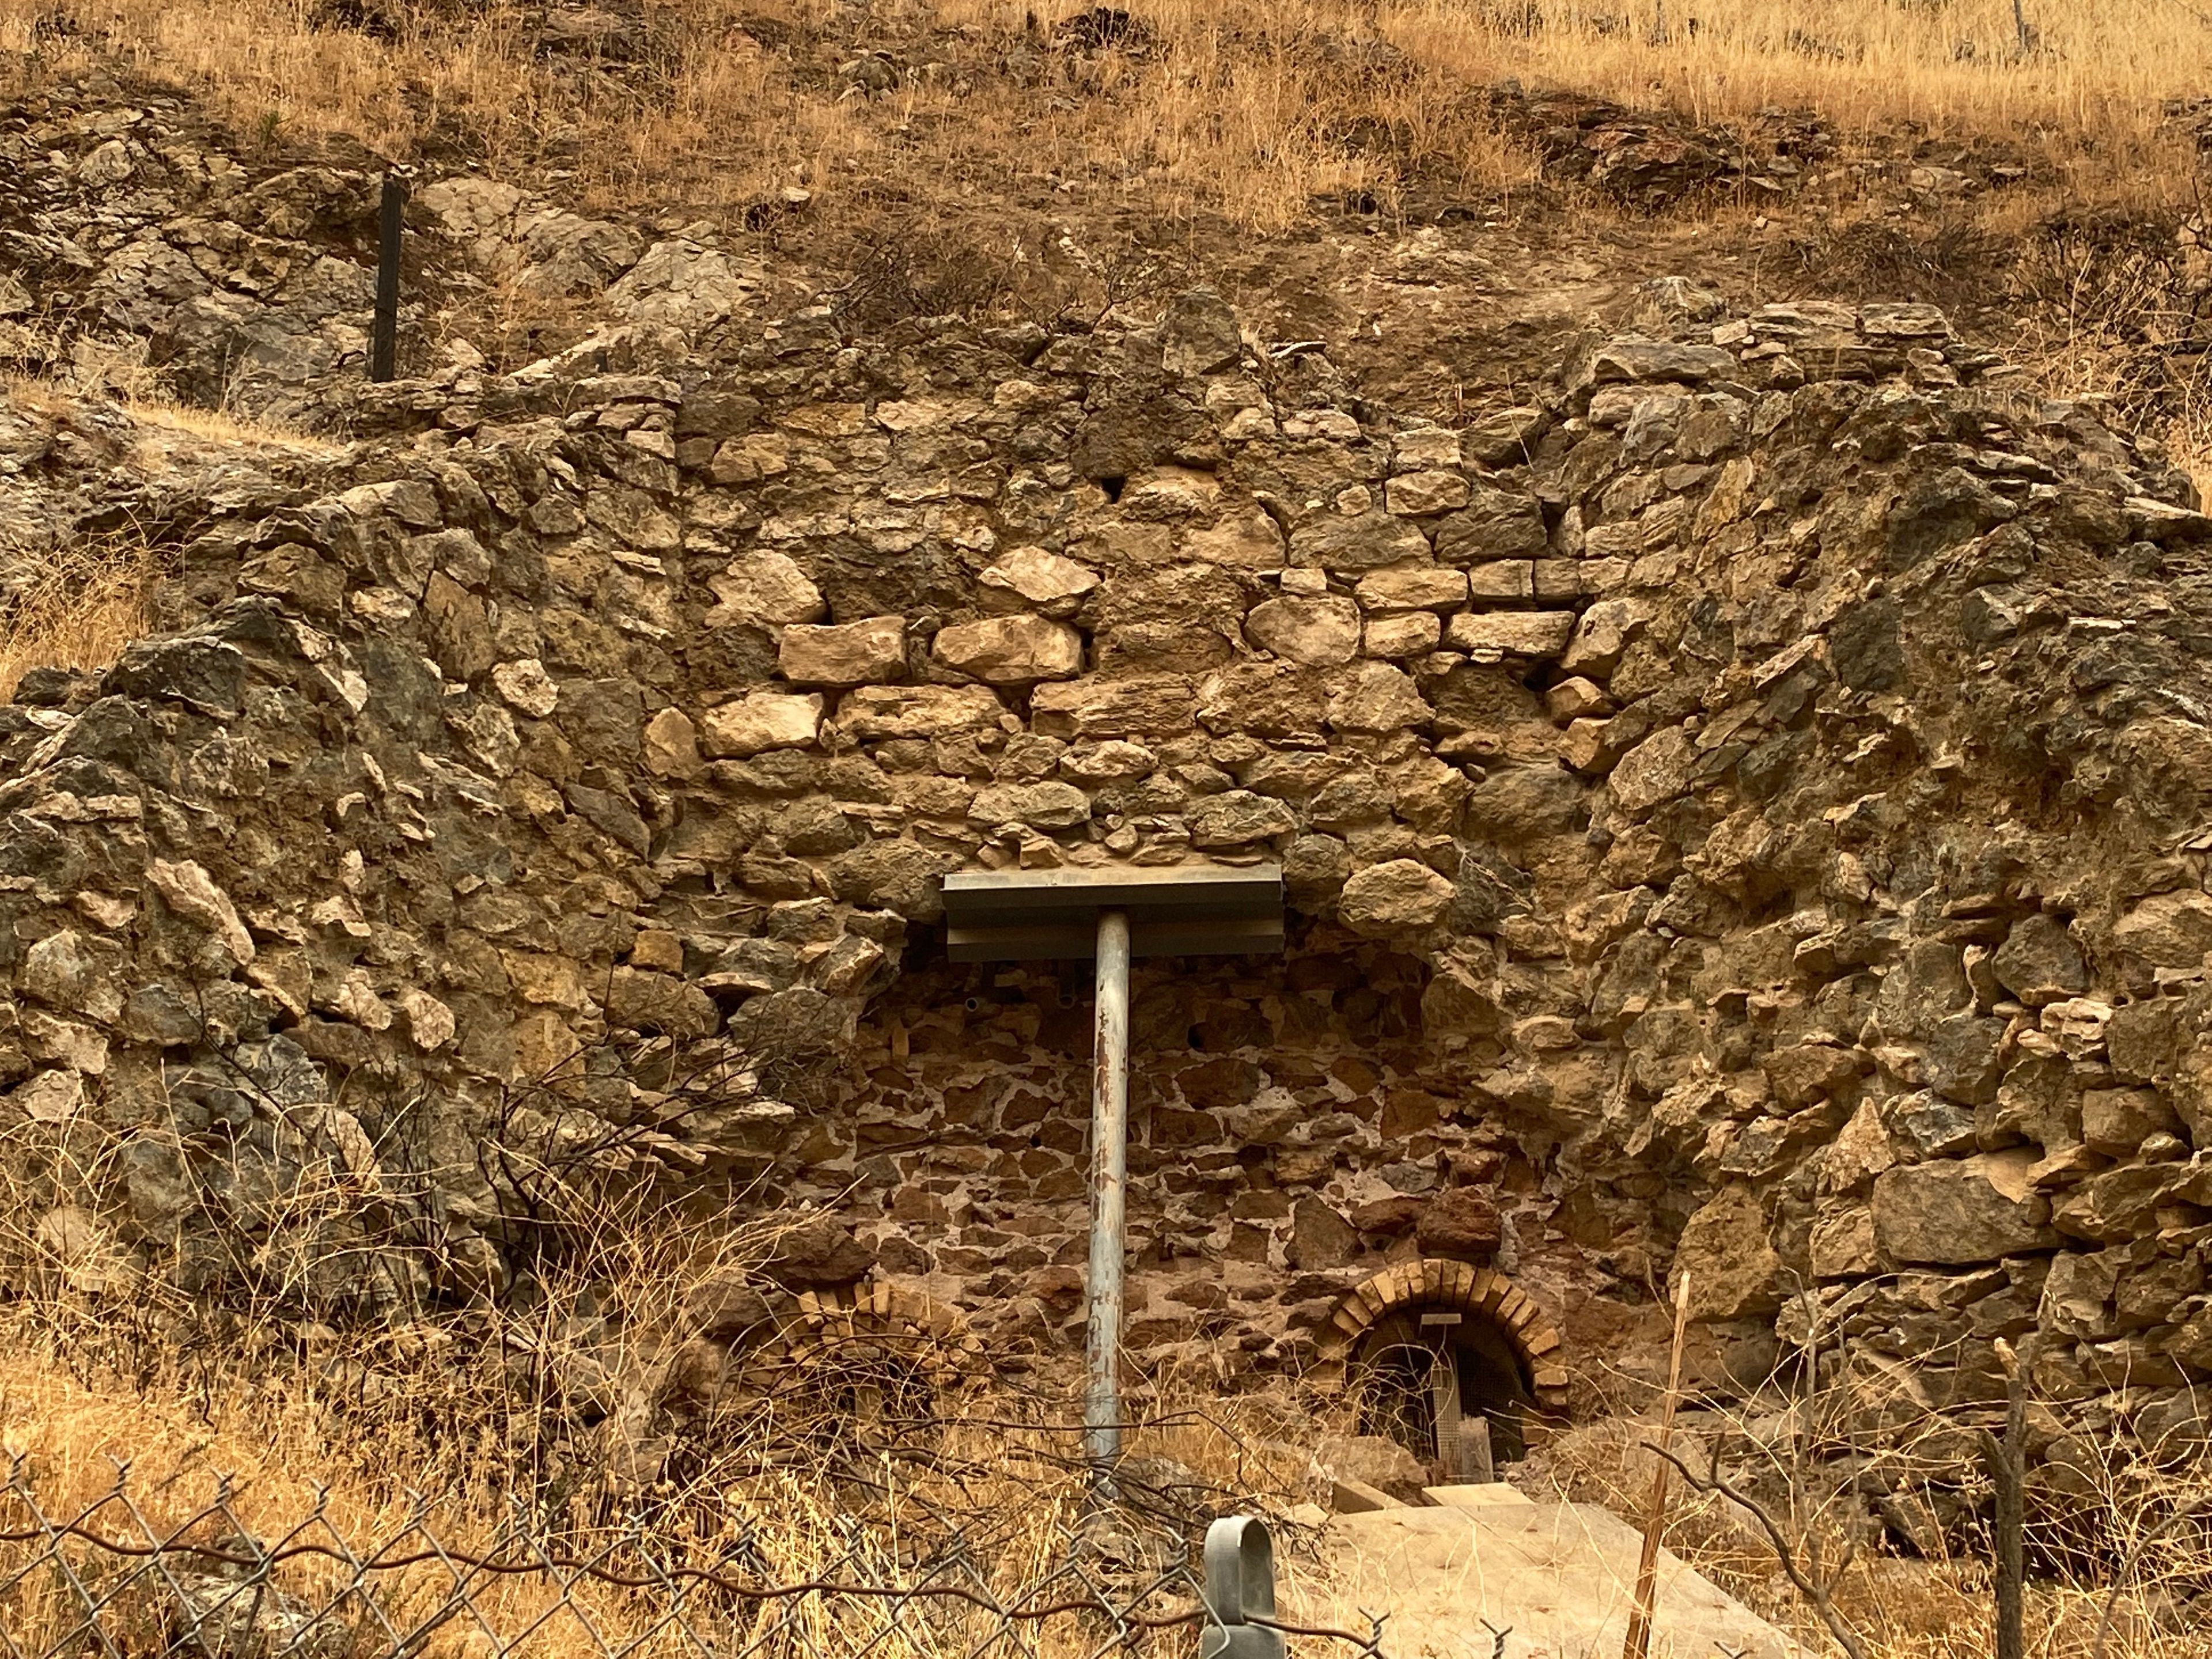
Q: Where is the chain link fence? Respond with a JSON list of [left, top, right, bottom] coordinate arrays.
[[0, 1458, 1388, 1659]]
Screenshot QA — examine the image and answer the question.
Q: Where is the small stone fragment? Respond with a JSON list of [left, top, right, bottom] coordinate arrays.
[[146, 860, 255, 965]]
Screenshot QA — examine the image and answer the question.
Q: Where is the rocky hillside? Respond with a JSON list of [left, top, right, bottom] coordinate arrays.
[[9, 52, 2212, 1551]]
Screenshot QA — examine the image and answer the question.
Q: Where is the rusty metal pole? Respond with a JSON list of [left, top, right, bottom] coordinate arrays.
[[370, 171, 407, 383], [1084, 908, 1131, 1476]]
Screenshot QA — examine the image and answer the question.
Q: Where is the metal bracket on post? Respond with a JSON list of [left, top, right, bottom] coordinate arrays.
[[935, 866, 1284, 1489], [370, 170, 408, 383], [1200, 1517, 1285, 1659]]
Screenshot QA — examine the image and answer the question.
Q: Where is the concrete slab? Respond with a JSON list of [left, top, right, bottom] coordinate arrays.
[[1332, 1477, 1405, 1514], [1423, 1483, 1536, 1511], [1285, 1500, 1806, 1659]]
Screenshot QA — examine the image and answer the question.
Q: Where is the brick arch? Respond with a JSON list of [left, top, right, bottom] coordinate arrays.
[[732, 1277, 983, 1393], [1312, 1258, 1569, 1412]]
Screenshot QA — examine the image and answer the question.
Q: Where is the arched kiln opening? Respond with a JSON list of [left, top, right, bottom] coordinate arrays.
[[732, 1279, 980, 1438], [1313, 1260, 1568, 1479]]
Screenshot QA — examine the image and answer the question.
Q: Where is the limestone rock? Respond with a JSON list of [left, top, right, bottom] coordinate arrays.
[[969, 781, 1092, 830], [1188, 790, 1299, 849], [1761, 1043, 1863, 1110], [643, 707, 704, 778], [1245, 596, 1362, 666], [699, 692, 824, 757], [1356, 564, 1467, 612], [1609, 725, 1696, 815], [1809, 1205, 1878, 1279], [1446, 611, 1575, 658], [1328, 661, 1431, 732], [1033, 675, 1195, 740], [708, 552, 825, 628], [1365, 612, 1441, 658], [1582, 338, 1737, 387], [1561, 599, 1648, 679], [1339, 859, 1456, 937], [399, 990, 456, 1051], [1991, 913, 2087, 1005], [1288, 511, 1430, 573], [1460, 406, 1550, 467], [1385, 469, 1471, 517], [831, 684, 1003, 740], [778, 617, 908, 685], [829, 839, 956, 919], [1160, 286, 1244, 377], [1672, 1184, 1781, 1319], [932, 615, 1084, 683], [1185, 507, 1288, 569], [491, 658, 560, 718], [2081, 1087, 2180, 1156], [1465, 560, 1535, 603], [146, 861, 254, 965], [1432, 491, 1548, 563], [2112, 890, 2212, 967], [980, 547, 1099, 616], [1872, 1150, 2058, 1265]]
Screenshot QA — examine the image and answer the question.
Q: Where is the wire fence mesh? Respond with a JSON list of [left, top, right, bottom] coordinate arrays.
[[0, 1457, 1389, 1659]]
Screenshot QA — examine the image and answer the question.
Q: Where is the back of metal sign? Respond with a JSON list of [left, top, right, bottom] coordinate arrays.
[[1198, 1517, 1284, 1659]]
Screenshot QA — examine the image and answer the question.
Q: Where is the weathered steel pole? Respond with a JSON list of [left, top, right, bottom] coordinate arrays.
[[370, 171, 407, 383], [1084, 908, 1131, 1474]]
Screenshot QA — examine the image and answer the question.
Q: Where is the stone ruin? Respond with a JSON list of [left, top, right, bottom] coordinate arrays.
[[12, 77, 2212, 1529]]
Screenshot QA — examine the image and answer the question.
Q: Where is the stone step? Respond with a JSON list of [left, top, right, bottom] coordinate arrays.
[[1298, 1501, 1806, 1659]]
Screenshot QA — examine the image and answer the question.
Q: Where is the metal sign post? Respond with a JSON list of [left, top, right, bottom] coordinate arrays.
[[370, 171, 407, 383], [1084, 909, 1131, 1471]]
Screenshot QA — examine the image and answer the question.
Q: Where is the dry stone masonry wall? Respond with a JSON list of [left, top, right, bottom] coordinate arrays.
[[12, 210, 2212, 1510]]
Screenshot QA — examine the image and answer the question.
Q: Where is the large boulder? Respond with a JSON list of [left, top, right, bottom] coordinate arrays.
[[1872, 1150, 2058, 1265], [1671, 1184, 1780, 1319]]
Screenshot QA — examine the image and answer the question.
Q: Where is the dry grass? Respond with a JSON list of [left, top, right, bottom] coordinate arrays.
[[4, 0, 2209, 238], [0, 1096, 1321, 1656], [1536, 1329, 2212, 1659], [0, 376, 342, 698], [0, 528, 157, 700]]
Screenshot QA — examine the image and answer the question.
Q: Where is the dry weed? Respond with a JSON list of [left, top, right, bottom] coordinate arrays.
[[0, 375, 340, 698], [1540, 1322, 2212, 1659], [0, 531, 154, 699]]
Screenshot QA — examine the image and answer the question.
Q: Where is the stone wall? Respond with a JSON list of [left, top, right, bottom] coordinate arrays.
[[12, 262, 2212, 1499]]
